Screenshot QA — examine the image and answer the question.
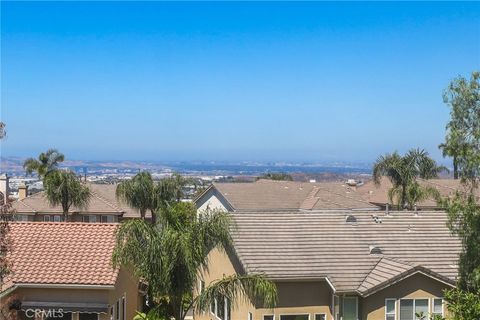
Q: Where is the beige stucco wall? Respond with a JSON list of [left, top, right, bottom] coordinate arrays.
[[362, 272, 452, 320], [109, 268, 142, 320], [256, 281, 333, 320], [196, 189, 229, 212], [196, 247, 255, 320]]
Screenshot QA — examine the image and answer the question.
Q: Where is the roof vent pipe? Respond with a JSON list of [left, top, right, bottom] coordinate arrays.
[[385, 203, 389, 216], [414, 204, 418, 216]]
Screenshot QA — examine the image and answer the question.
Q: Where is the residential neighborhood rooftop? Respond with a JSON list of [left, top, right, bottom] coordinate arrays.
[[230, 210, 460, 295], [1, 222, 119, 294]]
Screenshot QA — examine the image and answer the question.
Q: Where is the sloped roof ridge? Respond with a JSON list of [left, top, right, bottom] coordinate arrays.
[[315, 185, 376, 207], [89, 186, 124, 213]]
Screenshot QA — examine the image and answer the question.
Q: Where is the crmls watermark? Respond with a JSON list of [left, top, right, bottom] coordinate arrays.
[[24, 308, 65, 318]]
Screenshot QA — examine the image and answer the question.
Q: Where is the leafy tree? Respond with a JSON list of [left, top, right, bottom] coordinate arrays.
[[440, 71, 480, 184], [373, 149, 446, 209], [0, 122, 5, 139], [116, 172, 192, 224], [43, 170, 91, 221], [23, 148, 65, 178], [444, 287, 480, 320], [257, 172, 293, 181], [112, 202, 277, 320]]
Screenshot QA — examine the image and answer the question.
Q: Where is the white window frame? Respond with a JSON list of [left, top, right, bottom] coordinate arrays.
[[44, 215, 51, 222], [53, 215, 61, 222], [279, 313, 311, 320], [399, 298, 430, 320], [263, 314, 275, 320], [385, 298, 396, 320], [248, 312, 253, 320], [314, 313, 326, 320], [431, 298, 444, 317]]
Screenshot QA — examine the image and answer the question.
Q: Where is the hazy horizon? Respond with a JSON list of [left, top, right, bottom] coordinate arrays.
[[2, 2, 479, 164]]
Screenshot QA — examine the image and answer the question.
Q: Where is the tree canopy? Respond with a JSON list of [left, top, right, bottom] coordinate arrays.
[[440, 71, 480, 185], [256, 172, 293, 181], [23, 148, 65, 178], [113, 202, 277, 320], [373, 149, 446, 209], [43, 170, 91, 220]]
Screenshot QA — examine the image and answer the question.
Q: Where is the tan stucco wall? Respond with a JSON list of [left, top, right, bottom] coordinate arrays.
[[362, 272, 452, 320], [256, 281, 333, 320], [196, 247, 255, 320], [109, 268, 142, 320]]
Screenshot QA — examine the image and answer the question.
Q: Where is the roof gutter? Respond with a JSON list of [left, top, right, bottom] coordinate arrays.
[[1, 283, 116, 297]]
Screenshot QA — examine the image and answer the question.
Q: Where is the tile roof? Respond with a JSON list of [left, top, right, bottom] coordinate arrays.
[[356, 177, 480, 207], [231, 211, 460, 293], [212, 180, 378, 211], [11, 183, 142, 218], [1, 222, 119, 293]]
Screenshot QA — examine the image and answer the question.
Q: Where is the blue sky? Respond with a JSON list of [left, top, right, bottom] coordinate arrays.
[[1, 2, 479, 163]]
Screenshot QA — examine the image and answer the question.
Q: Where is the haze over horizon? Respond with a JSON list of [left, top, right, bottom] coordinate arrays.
[[1, 2, 479, 163]]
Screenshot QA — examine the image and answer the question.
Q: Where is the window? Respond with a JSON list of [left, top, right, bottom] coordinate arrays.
[[248, 312, 253, 320], [432, 298, 443, 317], [83, 215, 97, 223], [264, 315, 274, 320], [101, 215, 116, 223], [44, 215, 51, 222], [199, 279, 205, 293], [14, 214, 29, 222], [110, 306, 114, 320], [122, 296, 126, 320], [217, 296, 225, 320], [79, 313, 99, 320], [343, 297, 358, 320], [385, 299, 396, 320], [53, 215, 62, 222], [210, 296, 230, 320], [116, 299, 120, 320], [400, 299, 429, 320], [279, 315, 309, 320], [314, 314, 326, 320]]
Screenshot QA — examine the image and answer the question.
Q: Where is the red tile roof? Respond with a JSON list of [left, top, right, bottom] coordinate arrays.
[[1, 222, 119, 293]]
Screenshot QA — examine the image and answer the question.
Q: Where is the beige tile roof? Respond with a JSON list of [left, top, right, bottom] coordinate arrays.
[[1, 222, 119, 293], [12, 183, 141, 217], [356, 177, 480, 207], [231, 211, 460, 293], [212, 180, 378, 211]]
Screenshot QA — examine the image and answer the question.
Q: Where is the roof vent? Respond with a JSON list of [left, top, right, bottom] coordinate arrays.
[[372, 215, 382, 223], [369, 245, 382, 255], [346, 215, 357, 223]]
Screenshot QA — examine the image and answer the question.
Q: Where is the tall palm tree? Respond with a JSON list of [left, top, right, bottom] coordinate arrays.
[[112, 202, 277, 320], [373, 149, 447, 209], [23, 148, 65, 178], [43, 170, 91, 220]]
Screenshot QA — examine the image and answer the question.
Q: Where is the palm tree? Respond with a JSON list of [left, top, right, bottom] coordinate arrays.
[[112, 202, 277, 320], [116, 172, 191, 224], [373, 149, 447, 209], [23, 148, 65, 178], [43, 170, 91, 220]]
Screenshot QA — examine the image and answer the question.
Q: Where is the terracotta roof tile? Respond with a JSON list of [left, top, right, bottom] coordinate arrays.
[[1, 222, 119, 293]]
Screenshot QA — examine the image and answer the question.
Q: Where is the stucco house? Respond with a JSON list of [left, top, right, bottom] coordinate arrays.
[[10, 183, 145, 223], [197, 210, 460, 320], [0, 222, 143, 320]]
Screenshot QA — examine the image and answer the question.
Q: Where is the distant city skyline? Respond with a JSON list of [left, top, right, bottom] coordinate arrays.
[[1, 2, 479, 163]]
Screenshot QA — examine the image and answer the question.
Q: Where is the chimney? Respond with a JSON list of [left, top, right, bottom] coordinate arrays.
[[0, 174, 9, 204], [18, 183, 28, 200]]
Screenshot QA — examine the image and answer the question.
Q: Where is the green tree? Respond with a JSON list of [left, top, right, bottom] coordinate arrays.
[[23, 148, 65, 178], [116, 172, 192, 224], [43, 170, 91, 221], [112, 202, 277, 320], [257, 172, 293, 181], [0, 122, 5, 139], [373, 149, 446, 209], [440, 71, 480, 184]]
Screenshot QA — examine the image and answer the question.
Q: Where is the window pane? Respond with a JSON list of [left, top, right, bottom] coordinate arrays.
[[264, 316, 274, 320], [217, 297, 225, 320], [415, 299, 428, 320], [400, 300, 414, 320], [343, 297, 358, 320], [386, 300, 395, 314], [280, 315, 309, 320], [386, 316, 395, 320], [79, 314, 99, 320], [315, 315, 325, 320], [433, 299, 443, 314]]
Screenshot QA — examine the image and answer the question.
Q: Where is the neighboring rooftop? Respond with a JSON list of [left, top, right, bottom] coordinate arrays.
[[231, 210, 460, 294], [11, 183, 141, 218], [1, 222, 119, 293], [210, 179, 378, 211]]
